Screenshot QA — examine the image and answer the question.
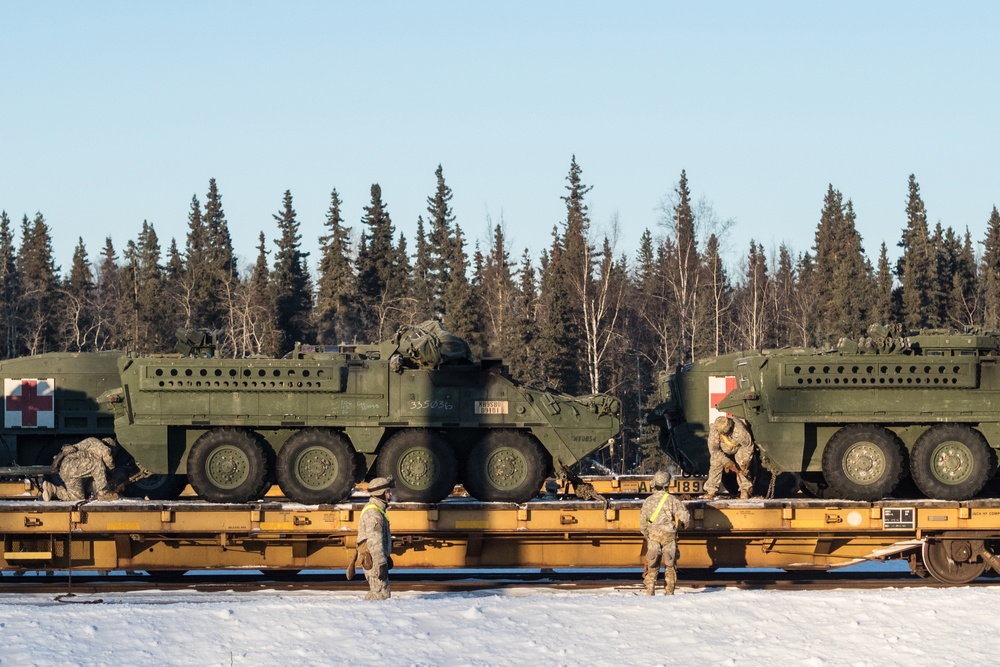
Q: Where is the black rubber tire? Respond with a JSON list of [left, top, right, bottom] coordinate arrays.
[[376, 430, 457, 503], [125, 474, 188, 500], [464, 430, 548, 503], [910, 424, 994, 500], [821, 425, 905, 501], [276, 429, 356, 504], [187, 428, 270, 503]]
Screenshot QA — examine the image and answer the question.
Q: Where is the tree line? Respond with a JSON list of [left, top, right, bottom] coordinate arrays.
[[2, 163, 999, 473]]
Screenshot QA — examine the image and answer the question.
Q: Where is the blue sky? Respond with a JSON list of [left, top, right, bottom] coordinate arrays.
[[2, 2, 998, 277]]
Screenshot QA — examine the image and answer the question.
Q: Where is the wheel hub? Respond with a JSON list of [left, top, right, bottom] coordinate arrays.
[[843, 442, 885, 484], [205, 445, 250, 489], [295, 446, 338, 490], [485, 447, 527, 490], [398, 448, 437, 490], [931, 442, 973, 483]]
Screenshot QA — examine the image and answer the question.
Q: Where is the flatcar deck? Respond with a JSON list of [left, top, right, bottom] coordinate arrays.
[[1, 495, 999, 584]]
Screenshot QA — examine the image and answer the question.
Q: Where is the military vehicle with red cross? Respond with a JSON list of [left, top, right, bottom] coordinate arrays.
[[0, 351, 121, 468], [653, 325, 1000, 502]]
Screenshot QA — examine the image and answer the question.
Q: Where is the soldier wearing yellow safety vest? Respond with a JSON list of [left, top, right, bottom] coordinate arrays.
[[704, 415, 755, 500], [639, 470, 690, 595], [357, 476, 395, 600]]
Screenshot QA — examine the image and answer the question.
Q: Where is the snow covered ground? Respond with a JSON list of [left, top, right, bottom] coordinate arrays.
[[0, 569, 997, 667]]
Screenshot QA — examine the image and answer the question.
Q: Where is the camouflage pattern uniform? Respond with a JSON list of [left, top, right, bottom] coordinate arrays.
[[640, 471, 690, 595], [43, 437, 118, 501], [704, 416, 755, 499], [358, 477, 394, 600]]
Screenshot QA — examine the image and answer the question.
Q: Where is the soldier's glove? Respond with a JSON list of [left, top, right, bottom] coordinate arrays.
[[359, 541, 373, 571], [377, 563, 388, 580], [722, 460, 739, 475]]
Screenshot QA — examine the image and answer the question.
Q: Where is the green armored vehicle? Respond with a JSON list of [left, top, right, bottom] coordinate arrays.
[[0, 351, 120, 468], [656, 325, 1000, 501], [108, 323, 622, 504]]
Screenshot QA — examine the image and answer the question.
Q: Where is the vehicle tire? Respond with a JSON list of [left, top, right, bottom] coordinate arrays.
[[187, 428, 270, 503], [126, 474, 188, 500], [376, 430, 457, 503], [910, 424, 994, 500], [464, 430, 548, 503], [921, 539, 987, 584], [276, 429, 356, 504], [821, 425, 905, 501]]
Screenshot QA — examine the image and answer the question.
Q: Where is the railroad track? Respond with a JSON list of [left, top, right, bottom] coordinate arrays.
[[0, 569, 994, 597]]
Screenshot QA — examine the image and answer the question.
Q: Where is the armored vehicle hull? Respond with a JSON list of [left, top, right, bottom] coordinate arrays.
[[109, 326, 622, 504], [0, 351, 120, 467], [655, 327, 1000, 501]]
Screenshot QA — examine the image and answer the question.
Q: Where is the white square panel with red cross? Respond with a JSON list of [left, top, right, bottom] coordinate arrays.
[[708, 375, 736, 424], [4, 378, 55, 429]]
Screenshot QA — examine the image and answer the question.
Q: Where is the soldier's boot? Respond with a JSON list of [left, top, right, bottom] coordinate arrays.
[[739, 489, 752, 500], [97, 490, 119, 501], [41, 480, 55, 502], [664, 567, 677, 595], [643, 571, 657, 596]]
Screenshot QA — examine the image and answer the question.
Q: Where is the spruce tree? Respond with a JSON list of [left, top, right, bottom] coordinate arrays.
[[981, 206, 1000, 328], [0, 211, 20, 358], [873, 242, 895, 325], [17, 213, 60, 355], [897, 175, 938, 330], [60, 238, 95, 351], [356, 184, 404, 340], [478, 223, 516, 357], [441, 225, 478, 350], [315, 188, 357, 344], [271, 190, 314, 353], [426, 164, 456, 318], [93, 238, 122, 350], [410, 216, 433, 322]]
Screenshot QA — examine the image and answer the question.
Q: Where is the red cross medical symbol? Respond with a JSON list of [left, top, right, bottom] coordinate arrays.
[[708, 375, 737, 422], [5, 380, 54, 427]]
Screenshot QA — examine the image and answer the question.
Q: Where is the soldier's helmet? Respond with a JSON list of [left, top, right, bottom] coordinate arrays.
[[714, 415, 733, 434], [368, 476, 395, 498], [652, 470, 671, 489]]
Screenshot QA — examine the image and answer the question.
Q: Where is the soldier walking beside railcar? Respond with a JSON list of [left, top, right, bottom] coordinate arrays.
[[640, 471, 690, 595], [357, 477, 395, 600], [704, 415, 755, 499], [41, 437, 119, 501]]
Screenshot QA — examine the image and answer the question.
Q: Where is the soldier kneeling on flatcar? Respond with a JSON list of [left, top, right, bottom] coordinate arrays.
[[704, 415, 756, 499], [41, 437, 120, 502], [640, 470, 690, 595]]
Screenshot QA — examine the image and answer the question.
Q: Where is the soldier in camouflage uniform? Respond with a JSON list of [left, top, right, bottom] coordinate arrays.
[[357, 476, 394, 600], [640, 470, 690, 595], [41, 437, 119, 502], [704, 415, 755, 499]]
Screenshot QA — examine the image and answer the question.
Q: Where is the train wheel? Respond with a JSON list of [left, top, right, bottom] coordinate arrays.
[[921, 539, 987, 584], [376, 430, 457, 503], [821, 425, 905, 500], [187, 428, 270, 503], [276, 429, 357, 504], [126, 474, 188, 500], [910, 424, 994, 500], [464, 431, 547, 503]]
